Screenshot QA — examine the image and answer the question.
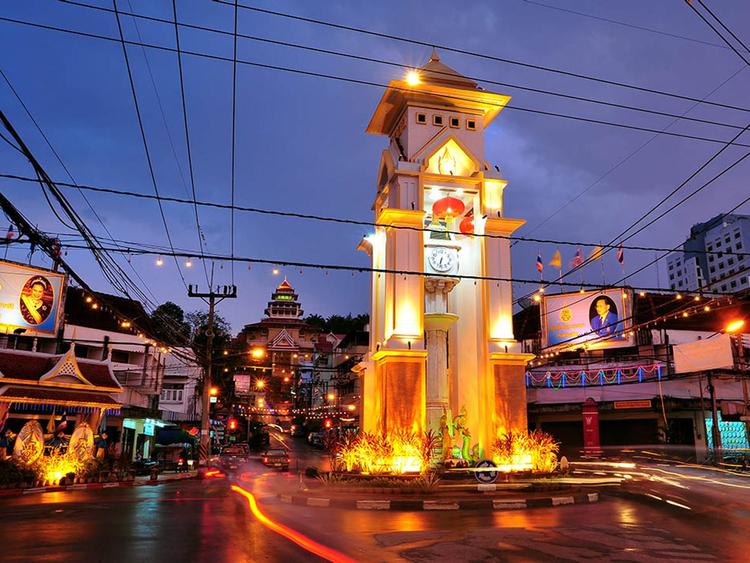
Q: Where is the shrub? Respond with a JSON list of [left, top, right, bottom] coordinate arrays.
[[0, 459, 37, 485], [492, 429, 559, 473]]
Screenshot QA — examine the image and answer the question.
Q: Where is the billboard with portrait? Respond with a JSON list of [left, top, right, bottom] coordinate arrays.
[[0, 260, 67, 337], [541, 288, 634, 350]]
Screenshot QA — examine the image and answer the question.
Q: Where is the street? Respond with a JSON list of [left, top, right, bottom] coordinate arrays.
[[2, 438, 748, 562]]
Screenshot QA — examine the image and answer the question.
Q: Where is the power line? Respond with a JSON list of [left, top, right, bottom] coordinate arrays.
[[43, 240, 727, 297], [57, 0, 749, 134], [685, 1, 750, 66], [696, 0, 750, 55], [229, 0, 238, 284], [0, 65, 160, 304], [110, 1, 188, 291], [171, 0, 211, 287], [516, 65, 747, 243], [4, 172, 750, 258], [212, 0, 750, 115], [4, 15, 750, 149], [519, 0, 729, 50]]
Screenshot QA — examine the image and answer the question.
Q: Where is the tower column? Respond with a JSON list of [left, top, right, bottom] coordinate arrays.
[[424, 277, 459, 434]]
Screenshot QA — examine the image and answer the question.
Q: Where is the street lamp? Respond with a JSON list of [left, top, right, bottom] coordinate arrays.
[[209, 387, 219, 396], [726, 319, 745, 334], [255, 379, 266, 390], [327, 392, 335, 402], [250, 347, 266, 360]]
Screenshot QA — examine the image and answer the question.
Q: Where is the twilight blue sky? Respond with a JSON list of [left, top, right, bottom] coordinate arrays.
[[1, 0, 749, 332]]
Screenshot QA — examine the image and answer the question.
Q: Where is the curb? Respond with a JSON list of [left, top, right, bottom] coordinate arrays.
[[0, 472, 197, 498], [278, 491, 599, 511]]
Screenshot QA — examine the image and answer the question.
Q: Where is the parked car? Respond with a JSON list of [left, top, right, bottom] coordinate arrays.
[[261, 448, 290, 471], [218, 444, 249, 471]]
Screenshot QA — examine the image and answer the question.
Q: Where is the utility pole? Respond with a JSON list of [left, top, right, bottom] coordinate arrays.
[[738, 333, 749, 446], [707, 372, 722, 466], [188, 284, 237, 467]]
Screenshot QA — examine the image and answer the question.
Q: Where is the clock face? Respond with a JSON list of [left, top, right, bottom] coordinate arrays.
[[428, 247, 455, 272]]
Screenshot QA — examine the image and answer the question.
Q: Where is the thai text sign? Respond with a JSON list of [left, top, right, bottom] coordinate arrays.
[[541, 288, 633, 350], [0, 260, 66, 336]]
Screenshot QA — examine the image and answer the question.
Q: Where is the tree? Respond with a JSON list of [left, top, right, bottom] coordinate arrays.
[[150, 302, 191, 346], [186, 310, 234, 397], [303, 313, 369, 334]]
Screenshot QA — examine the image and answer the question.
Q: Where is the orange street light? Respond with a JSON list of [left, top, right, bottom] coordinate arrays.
[[283, 376, 290, 383], [250, 348, 266, 360], [209, 387, 219, 396], [327, 393, 335, 402], [346, 404, 356, 412], [726, 320, 746, 333], [255, 379, 266, 390]]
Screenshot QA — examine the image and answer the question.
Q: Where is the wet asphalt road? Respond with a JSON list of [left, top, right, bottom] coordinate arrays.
[[1, 438, 747, 562]]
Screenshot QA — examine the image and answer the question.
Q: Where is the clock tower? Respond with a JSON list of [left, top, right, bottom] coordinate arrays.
[[358, 51, 534, 457]]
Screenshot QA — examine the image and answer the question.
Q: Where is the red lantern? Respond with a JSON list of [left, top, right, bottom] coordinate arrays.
[[432, 196, 465, 218], [459, 215, 474, 235]]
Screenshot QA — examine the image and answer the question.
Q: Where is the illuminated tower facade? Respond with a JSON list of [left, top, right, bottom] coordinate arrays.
[[359, 52, 534, 457]]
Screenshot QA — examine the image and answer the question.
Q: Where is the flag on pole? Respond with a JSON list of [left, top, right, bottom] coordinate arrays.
[[549, 249, 562, 269], [570, 248, 584, 269], [588, 245, 603, 261], [5, 224, 13, 241], [617, 242, 624, 266], [536, 253, 544, 273]]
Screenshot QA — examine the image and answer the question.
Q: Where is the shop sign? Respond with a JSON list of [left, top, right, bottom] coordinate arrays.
[[614, 400, 651, 410]]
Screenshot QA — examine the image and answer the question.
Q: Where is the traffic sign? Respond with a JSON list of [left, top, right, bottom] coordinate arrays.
[[474, 459, 499, 484]]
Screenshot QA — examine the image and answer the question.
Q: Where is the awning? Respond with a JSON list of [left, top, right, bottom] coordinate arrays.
[[0, 385, 120, 408]]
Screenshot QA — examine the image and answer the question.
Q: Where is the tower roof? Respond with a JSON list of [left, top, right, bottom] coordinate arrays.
[[276, 277, 294, 291], [366, 52, 510, 137], [419, 49, 478, 89]]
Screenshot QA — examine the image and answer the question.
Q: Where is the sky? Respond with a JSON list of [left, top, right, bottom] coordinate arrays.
[[1, 0, 750, 333]]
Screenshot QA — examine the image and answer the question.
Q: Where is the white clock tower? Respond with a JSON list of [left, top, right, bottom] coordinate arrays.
[[359, 51, 534, 456]]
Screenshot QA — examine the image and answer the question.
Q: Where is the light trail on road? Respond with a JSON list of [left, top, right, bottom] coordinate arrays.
[[231, 484, 355, 563]]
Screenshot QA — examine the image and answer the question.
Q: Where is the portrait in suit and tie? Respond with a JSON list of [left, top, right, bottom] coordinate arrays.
[[589, 296, 622, 338]]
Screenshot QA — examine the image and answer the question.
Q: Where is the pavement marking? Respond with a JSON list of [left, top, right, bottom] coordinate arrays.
[[279, 494, 293, 504], [356, 500, 391, 510], [307, 497, 330, 507], [587, 492, 599, 503], [423, 501, 459, 510], [493, 499, 527, 510], [477, 484, 496, 492], [552, 496, 575, 506]]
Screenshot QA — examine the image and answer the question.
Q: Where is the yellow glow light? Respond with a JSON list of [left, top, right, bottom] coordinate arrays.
[[533, 295, 541, 302], [347, 404, 356, 412], [726, 319, 745, 333], [405, 70, 420, 86], [156, 258, 164, 266], [272, 268, 280, 275], [255, 379, 266, 390], [185, 260, 193, 268], [210, 386, 219, 396], [327, 393, 335, 401], [250, 348, 266, 359]]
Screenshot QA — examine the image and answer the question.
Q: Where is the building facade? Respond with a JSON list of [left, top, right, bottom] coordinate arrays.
[[667, 213, 750, 294]]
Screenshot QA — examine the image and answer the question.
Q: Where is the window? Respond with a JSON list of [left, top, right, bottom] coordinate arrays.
[[677, 269, 682, 277], [74, 345, 90, 359], [719, 262, 725, 269], [668, 263, 674, 271], [416, 113, 427, 124], [718, 252, 723, 258], [710, 266, 716, 273], [728, 257, 735, 265], [721, 284, 728, 291], [708, 254, 714, 262], [731, 280, 737, 289], [449, 117, 460, 128], [111, 350, 130, 364], [717, 240, 722, 247], [742, 276, 748, 286], [725, 237, 731, 244], [466, 118, 477, 130], [736, 242, 743, 250], [707, 245, 713, 251], [670, 283, 676, 290], [433, 115, 444, 126], [735, 231, 741, 239], [669, 273, 675, 280]]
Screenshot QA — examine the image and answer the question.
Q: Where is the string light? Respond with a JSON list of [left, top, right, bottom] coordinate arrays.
[[272, 268, 280, 275], [156, 257, 164, 266], [185, 260, 193, 268]]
